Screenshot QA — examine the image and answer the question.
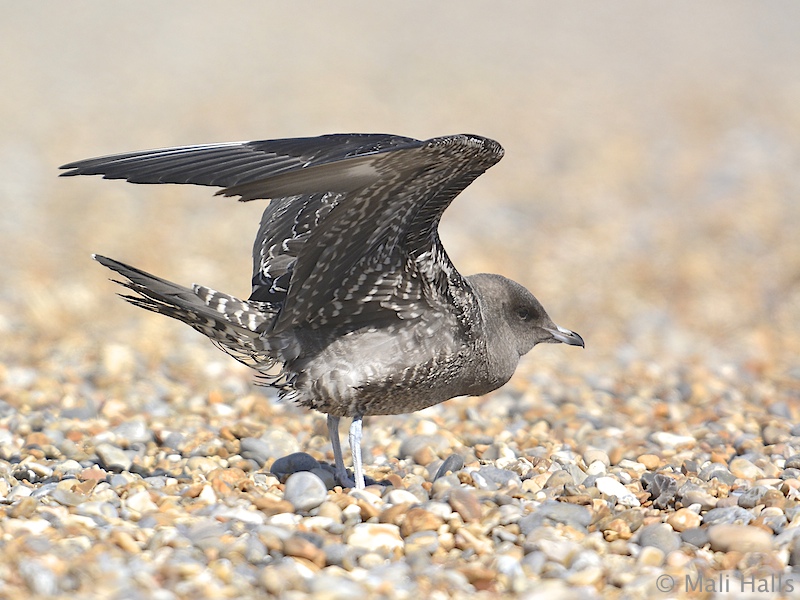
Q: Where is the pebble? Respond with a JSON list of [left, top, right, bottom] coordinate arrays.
[[258, 429, 301, 459], [95, 443, 132, 472], [433, 454, 464, 480], [283, 471, 328, 511], [240, 437, 278, 465], [50, 488, 88, 507], [595, 477, 641, 507], [271, 452, 321, 478], [702, 506, 755, 526], [650, 432, 695, 448], [519, 501, 592, 533], [346, 523, 404, 552], [404, 530, 440, 555], [680, 527, 710, 548], [707, 524, 773, 553], [125, 490, 158, 514], [737, 485, 769, 508], [472, 466, 521, 490], [667, 508, 702, 531], [113, 420, 153, 444], [544, 469, 574, 489], [643, 472, 678, 509], [399, 434, 449, 465], [384, 489, 421, 506], [400, 507, 444, 536], [729, 457, 765, 480], [9, 496, 38, 518], [584, 448, 611, 467], [638, 523, 681, 554], [698, 464, 736, 485], [636, 454, 661, 470], [447, 488, 482, 522], [681, 489, 718, 510]]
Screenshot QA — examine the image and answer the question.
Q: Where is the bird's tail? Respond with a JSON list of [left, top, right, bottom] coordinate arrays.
[[93, 254, 281, 371]]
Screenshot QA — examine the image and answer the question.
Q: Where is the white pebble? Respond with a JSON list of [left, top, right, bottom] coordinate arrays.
[[595, 477, 641, 507], [347, 523, 404, 552]]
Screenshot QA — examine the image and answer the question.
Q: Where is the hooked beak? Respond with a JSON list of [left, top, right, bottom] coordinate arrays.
[[545, 325, 585, 348]]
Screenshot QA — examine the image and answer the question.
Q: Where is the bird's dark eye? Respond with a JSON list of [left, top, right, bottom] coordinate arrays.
[[516, 307, 530, 321]]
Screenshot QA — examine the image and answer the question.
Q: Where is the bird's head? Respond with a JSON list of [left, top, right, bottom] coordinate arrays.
[[468, 273, 584, 360]]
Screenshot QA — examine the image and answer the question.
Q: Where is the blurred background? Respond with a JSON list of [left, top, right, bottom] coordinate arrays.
[[1, 2, 799, 400]]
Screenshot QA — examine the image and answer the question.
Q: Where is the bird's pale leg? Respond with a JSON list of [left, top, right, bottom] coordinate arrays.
[[349, 414, 366, 489], [327, 414, 355, 488]]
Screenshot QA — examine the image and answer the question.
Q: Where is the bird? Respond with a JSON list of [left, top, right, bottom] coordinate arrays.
[[60, 133, 584, 489]]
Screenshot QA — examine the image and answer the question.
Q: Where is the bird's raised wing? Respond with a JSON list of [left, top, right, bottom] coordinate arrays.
[[61, 133, 504, 333]]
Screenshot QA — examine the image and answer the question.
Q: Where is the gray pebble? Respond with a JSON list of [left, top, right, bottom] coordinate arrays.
[[681, 460, 700, 475], [679, 487, 718, 510], [95, 443, 132, 472], [270, 452, 321, 478], [785, 455, 800, 470], [258, 429, 301, 458], [31, 483, 59, 499], [698, 464, 736, 485], [161, 432, 186, 451], [112, 420, 153, 445], [433, 454, 464, 481], [638, 523, 681, 554], [564, 464, 587, 485], [617, 508, 644, 532], [324, 543, 364, 570], [702, 505, 754, 526], [519, 501, 592, 534], [109, 473, 137, 488], [642, 473, 678, 509], [283, 471, 328, 511], [782, 468, 800, 479], [472, 466, 521, 490], [240, 437, 276, 465], [399, 434, 449, 461], [185, 520, 227, 550], [50, 488, 87, 507], [60, 405, 97, 421], [460, 432, 494, 446], [18, 561, 59, 597], [544, 470, 574, 489], [737, 485, 769, 508], [680, 527, 710, 547], [431, 474, 461, 497], [6, 485, 33, 502], [760, 513, 787, 534], [521, 550, 548, 576]]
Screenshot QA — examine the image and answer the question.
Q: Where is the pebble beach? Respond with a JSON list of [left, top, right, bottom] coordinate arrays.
[[2, 4, 800, 599]]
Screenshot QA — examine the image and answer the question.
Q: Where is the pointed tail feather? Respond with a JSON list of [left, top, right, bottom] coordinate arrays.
[[92, 254, 279, 370]]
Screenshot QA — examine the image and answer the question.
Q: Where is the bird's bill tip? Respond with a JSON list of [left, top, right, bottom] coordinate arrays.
[[545, 325, 585, 348]]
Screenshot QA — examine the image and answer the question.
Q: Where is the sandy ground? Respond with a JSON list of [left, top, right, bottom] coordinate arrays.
[[1, 3, 800, 599]]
